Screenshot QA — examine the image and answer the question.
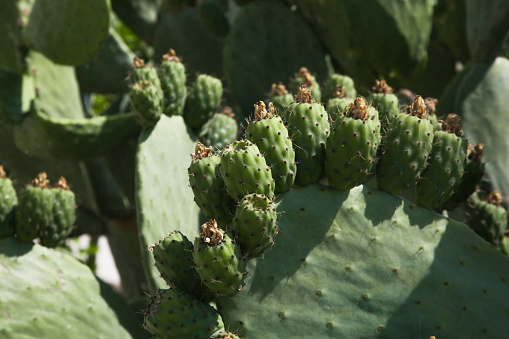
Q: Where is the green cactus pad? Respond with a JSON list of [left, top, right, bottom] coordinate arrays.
[[136, 115, 201, 291], [246, 102, 296, 193], [157, 50, 187, 117], [325, 98, 381, 190], [188, 143, 235, 227], [0, 167, 17, 238], [216, 184, 509, 338], [143, 288, 224, 338], [284, 87, 330, 186], [0, 0, 23, 72], [0, 237, 131, 337], [198, 108, 239, 151], [151, 231, 213, 301], [24, 0, 109, 65], [0, 70, 34, 123], [368, 79, 399, 132], [129, 80, 164, 128], [219, 140, 275, 201], [231, 193, 278, 258], [184, 74, 223, 130], [193, 221, 246, 297]]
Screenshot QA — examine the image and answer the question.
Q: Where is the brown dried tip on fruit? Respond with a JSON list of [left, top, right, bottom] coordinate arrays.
[[424, 97, 438, 116], [407, 95, 427, 119], [270, 82, 289, 97], [294, 85, 314, 104], [31, 172, 50, 188], [295, 67, 315, 88], [201, 220, 224, 245], [468, 142, 484, 163], [0, 166, 5, 178], [221, 106, 235, 118], [254, 101, 275, 120], [55, 177, 70, 190], [442, 113, 462, 136], [162, 49, 181, 63], [332, 85, 346, 99], [372, 79, 393, 94], [347, 97, 369, 121], [487, 191, 503, 207], [133, 57, 145, 69], [191, 142, 212, 161]]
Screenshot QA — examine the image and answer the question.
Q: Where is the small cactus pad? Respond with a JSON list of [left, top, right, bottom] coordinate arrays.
[[323, 73, 357, 101], [284, 86, 330, 186], [0, 166, 17, 238], [467, 191, 508, 248], [184, 74, 223, 130], [158, 49, 187, 116], [368, 79, 400, 132], [325, 97, 381, 190], [231, 193, 278, 258], [189, 143, 235, 226], [219, 139, 275, 201], [129, 80, 164, 128], [198, 107, 239, 150], [377, 96, 434, 194], [143, 288, 224, 338], [246, 102, 296, 193], [192, 221, 246, 297]]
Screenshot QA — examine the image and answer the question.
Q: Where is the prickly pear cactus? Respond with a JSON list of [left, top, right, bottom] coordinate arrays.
[[368, 79, 399, 131], [198, 107, 238, 150], [267, 83, 294, 114], [467, 191, 508, 248], [157, 49, 187, 117], [0, 166, 17, 238], [289, 67, 321, 102]]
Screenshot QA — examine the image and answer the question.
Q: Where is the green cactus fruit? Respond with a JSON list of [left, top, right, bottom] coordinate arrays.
[[268, 83, 294, 114], [289, 67, 321, 102], [39, 177, 76, 248], [219, 139, 275, 201], [416, 114, 468, 210], [157, 49, 187, 117], [198, 107, 238, 150], [425, 97, 441, 131], [441, 142, 485, 211], [151, 231, 213, 301], [128, 57, 160, 86], [231, 193, 278, 258], [143, 288, 224, 338], [0, 166, 17, 238], [15, 173, 54, 243], [325, 97, 381, 190], [184, 74, 223, 130], [188, 143, 235, 227], [192, 220, 246, 297], [284, 86, 330, 186], [245, 101, 296, 193], [377, 95, 434, 194], [129, 80, 164, 127], [467, 191, 508, 248], [325, 85, 354, 120], [368, 79, 399, 132], [323, 73, 356, 102]]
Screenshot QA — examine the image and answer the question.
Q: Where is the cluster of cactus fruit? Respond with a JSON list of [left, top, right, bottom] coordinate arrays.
[[141, 69, 509, 337], [0, 167, 76, 248]]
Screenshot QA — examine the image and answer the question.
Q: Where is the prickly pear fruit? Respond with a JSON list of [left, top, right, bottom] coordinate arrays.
[[441, 142, 485, 211], [158, 49, 187, 116], [289, 67, 321, 102], [192, 220, 246, 297], [325, 97, 381, 190], [325, 85, 354, 120], [376, 96, 434, 194], [323, 73, 356, 101], [198, 107, 238, 150], [39, 177, 76, 248], [0, 166, 17, 238], [368, 79, 399, 132], [268, 83, 294, 114], [219, 139, 275, 201], [231, 193, 278, 258], [284, 86, 330, 186], [151, 231, 213, 301], [15, 173, 53, 242], [143, 288, 224, 338], [184, 74, 223, 130], [467, 191, 508, 248], [188, 143, 235, 226], [245, 101, 296, 193], [128, 57, 160, 86], [416, 114, 468, 210], [129, 80, 164, 127]]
